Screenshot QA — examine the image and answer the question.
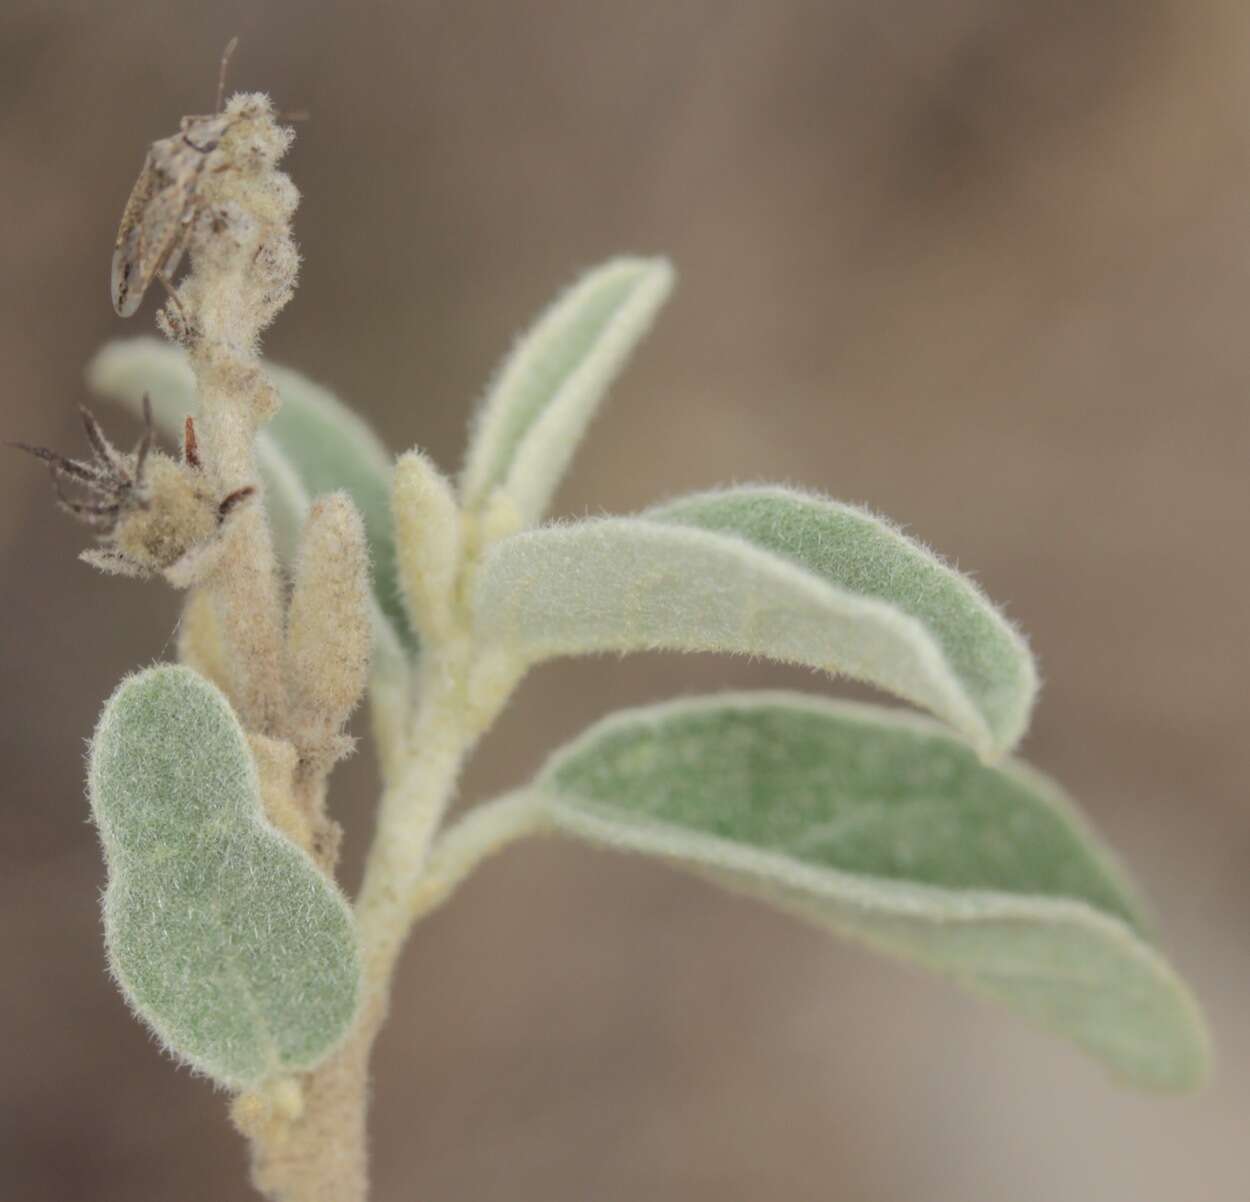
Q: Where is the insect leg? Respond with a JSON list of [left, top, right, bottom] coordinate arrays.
[[182, 134, 221, 154], [156, 270, 192, 340]]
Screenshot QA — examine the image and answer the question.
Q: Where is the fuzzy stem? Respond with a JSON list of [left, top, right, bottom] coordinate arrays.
[[406, 790, 548, 927], [242, 642, 511, 1201], [357, 650, 479, 986], [188, 352, 288, 737], [364, 615, 413, 782], [170, 97, 298, 740], [205, 503, 288, 735]]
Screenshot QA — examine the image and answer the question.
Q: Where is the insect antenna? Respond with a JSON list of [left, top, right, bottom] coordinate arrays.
[[217, 36, 240, 113]]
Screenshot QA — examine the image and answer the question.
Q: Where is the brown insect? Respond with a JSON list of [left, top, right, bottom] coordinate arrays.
[[110, 38, 242, 318], [11, 404, 254, 576]]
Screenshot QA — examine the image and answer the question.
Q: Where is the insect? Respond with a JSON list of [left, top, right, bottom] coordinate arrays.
[[11, 403, 254, 577], [110, 38, 242, 318]]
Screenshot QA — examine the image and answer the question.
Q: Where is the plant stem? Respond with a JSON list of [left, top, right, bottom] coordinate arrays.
[[204, 503, 288, 736], [355, 650, 477, 989], [406, 790, 548, 928], [241, 641, 506, 1202]]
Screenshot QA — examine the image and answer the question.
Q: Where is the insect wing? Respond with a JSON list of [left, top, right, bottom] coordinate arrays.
[[111, 151, 160, 317], [110, 134, 202, 317]]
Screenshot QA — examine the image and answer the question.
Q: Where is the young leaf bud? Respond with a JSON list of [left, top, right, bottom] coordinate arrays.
[[285, 492, 371, 757], [87, 665, 362, 1088], [392, 450, 462, 642]]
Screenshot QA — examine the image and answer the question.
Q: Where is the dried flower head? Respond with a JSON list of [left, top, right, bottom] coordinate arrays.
[[12, 399, 252, 581]]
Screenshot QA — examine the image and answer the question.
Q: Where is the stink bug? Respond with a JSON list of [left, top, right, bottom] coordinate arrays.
[[110, 38, 241, 318]]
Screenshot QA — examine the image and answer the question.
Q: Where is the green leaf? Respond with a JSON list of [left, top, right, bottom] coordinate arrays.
[[86, 338, 411, 650], [88, 665, 362, 1088], [525, 693, 1209, 1091], [460, 257, 674, 525], [472, 486, 1037, 756]]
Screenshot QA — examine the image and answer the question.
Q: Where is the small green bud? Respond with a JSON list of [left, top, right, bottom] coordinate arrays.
[[392, 450, 461, 641], [88, 665, 362, 1088]]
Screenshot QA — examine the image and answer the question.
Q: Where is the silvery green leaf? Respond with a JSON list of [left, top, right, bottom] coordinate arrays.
[[472, 486, 1036, 756], [460, 257, 674, 525], [525, 693, 1209, 1091], [88, 666, 362, 1088], [86, 338, 410, 648]]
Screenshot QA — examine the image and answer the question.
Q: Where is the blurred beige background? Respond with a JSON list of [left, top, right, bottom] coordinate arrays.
[[3, 1, 1249, 1199]]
